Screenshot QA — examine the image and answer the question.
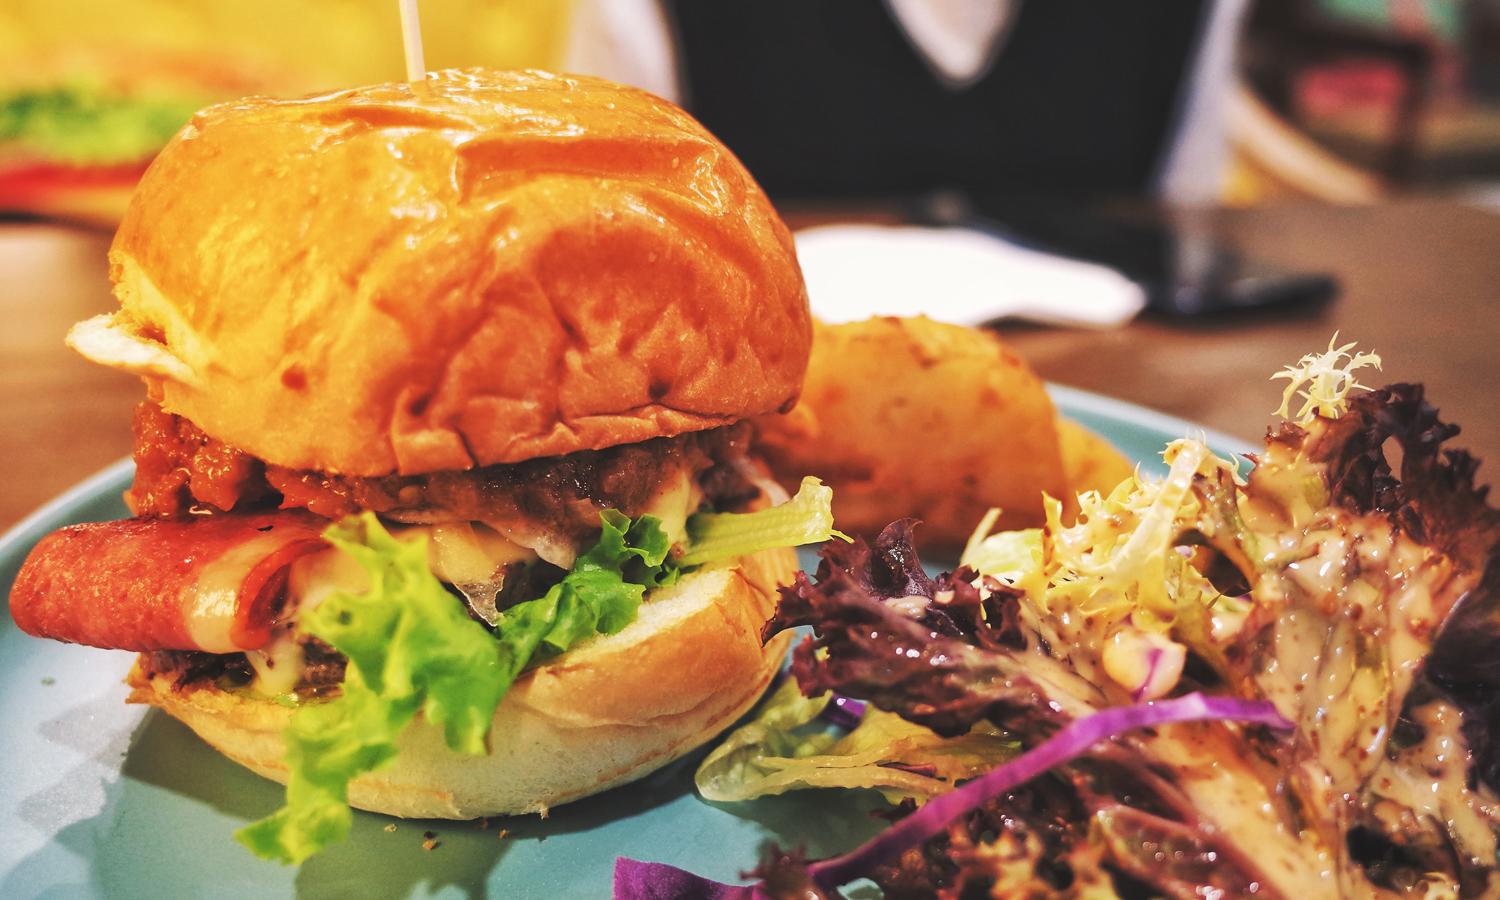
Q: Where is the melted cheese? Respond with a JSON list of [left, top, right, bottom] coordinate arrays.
[[182, 530, 313, 653], [286, 544, 371, 620], [644, 469, 696, 550], [425, 522, 530, 586], [250, 523, 535, 695], [243, 546, 374, 696], [246, 633, 306, 697], [246, 489, 701, 696]]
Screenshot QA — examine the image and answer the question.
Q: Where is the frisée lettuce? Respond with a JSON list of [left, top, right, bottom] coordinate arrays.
[[695, 679, 1019, 804]]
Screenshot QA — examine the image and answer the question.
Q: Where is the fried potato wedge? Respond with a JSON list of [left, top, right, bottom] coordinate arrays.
[[755, 317, 1069, 555], [1056, 417, 1135, 497]]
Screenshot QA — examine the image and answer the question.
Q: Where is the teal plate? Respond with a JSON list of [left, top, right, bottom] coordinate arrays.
[[0, 389, 1247, 899]]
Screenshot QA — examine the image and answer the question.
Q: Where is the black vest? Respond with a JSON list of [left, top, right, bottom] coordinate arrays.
[[663, 0, 1211, 200]]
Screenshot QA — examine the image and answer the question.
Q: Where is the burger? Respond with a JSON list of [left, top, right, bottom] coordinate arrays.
[[0, 1, 562, 226], [7, 68, 829, 863], [0, 49, 286, 226]]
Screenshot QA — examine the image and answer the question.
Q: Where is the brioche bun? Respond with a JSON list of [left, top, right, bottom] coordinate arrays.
[[76, 68, 810, 476], [127, 546, 796, 819]]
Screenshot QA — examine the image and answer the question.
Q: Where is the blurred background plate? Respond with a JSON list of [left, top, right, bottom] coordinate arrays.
[[0, 389, 1246, 900]]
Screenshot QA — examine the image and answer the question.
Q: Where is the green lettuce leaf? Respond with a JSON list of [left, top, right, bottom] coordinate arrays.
[[679, 476, 847, 566], [510, 509, 677, 660], [695, 680, 1018, 805], [237, 510, 678, 864], [240, 478, 838, 864], [0, 86, 203, 164]]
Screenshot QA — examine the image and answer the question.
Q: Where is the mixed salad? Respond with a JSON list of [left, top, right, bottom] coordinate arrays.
[[619, 341, 1500, 898]]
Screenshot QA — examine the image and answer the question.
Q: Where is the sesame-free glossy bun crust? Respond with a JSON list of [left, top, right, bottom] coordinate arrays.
[[126, 547, 797, 819], [103, 69, 810, 475]]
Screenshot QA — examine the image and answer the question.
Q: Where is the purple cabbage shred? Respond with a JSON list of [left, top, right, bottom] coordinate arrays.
[[613, 692, 1291, 899]]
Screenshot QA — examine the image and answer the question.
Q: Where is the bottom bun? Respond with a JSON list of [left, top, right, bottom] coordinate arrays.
[[126, 546, 797, 819]]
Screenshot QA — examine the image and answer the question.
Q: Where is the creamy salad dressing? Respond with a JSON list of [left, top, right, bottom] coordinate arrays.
[[1368, 700, 1500, 887], [1243, 436, 1500, 855], [959, 395, 1499, 895], [1145, 723, 1341, 897], [1221, 442, 1496, 897]]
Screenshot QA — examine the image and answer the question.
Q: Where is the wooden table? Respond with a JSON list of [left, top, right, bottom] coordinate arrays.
[[1001, 201, 1500, 457], [2, 199, 1497, 531]]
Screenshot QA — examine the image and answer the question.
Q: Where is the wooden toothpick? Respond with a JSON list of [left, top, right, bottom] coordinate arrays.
[[398, 0, 427, 83]]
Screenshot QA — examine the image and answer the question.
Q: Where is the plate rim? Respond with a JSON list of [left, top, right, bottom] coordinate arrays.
[[1046, 384, 1253, 457], [0, 456, 134, 561]]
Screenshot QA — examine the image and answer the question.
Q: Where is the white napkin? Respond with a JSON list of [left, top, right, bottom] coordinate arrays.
[[794, 224, 1146, 329]]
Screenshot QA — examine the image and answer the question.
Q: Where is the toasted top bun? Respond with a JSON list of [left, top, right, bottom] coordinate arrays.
[[128, 546, 797, 819], [79, 68, 810, 476]]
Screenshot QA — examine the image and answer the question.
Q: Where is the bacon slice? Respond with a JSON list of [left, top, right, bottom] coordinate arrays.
[[9, 512, 329, 653]]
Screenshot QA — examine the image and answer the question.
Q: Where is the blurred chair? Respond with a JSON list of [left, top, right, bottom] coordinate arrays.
[[1223, 80, 1384, 203], [1240, 0, 1437, 182]]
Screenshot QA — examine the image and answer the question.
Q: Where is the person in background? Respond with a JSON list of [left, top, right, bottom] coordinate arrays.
[[567, 0, 1248, 205]]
